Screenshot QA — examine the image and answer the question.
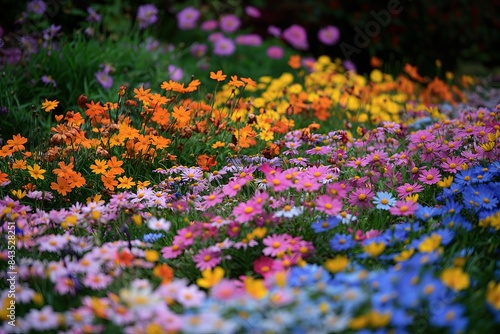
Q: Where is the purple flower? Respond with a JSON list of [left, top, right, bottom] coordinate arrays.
[[20, 36, 38, 54], [266, 45, 284, 59], [87, 7, 101, 23], [168, 65, 183, 81], [213, 37, 235, 56], [318, 25, 340, 45], [219, 14, 240, 33], [208, 32, 224, 43], [137, 4, 158, 30], [235, 34, 262, 46], [41, 75, 56, 87], [96, 70, 113, 90], [245, 6, 261, 18], [190, 42, 207, 58], [176, 7, 200, 30], [200, 20, 218, 31], [27, 0, 46, 15], [43, 24, 61, 41], [282, 24, 309, 50], [268, 25, 281, 37], [343, 59, 357, 72]]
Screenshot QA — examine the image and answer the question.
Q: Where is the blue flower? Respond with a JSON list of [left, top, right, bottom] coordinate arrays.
[[430, 303, 468, 334], [441, 198, 464, 215], [415, 205, 441, 221], [311, 215, 340, 233], [454, 170, 474, 187], [143, 232, 163, 243], [329, 233, 356, 251], [372, 191, 397, 210]]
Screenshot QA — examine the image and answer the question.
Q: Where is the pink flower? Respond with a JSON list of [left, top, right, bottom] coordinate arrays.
[[418, 167, 442, 185], [222, 179, 245, 197], [161, 244, 183, 259], [348, 187, 374, 210], [268, 25, 281, 37], [245, 6, 261, 18], [396, 182, 424, 199], [282, 24, 309, 50], [200, 19, 218, 31], [253, 256, 276, 278], [199, 190, 224, 209], [326, 181, 350, 198], [235, 34, 263, 46], [213, 37, 236, 56], [315, 195, 343, 215], [211, 279, 243, 300], [176, 7, 200, 30], [193, 248, 222, 270], [262, 234, 289, 257], [318, 25, 340, 45], [83, 272, 113, 290], [219, 14, 241, 33], [26, 305, 60, 331], [441, 156, 466, 173], [232, 200, 262, 223], [389, 200, 418, 216], [266, 171, 293, 192], [177, 285, 205, 307]]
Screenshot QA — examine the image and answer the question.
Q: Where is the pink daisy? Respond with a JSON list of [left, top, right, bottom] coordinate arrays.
[[292, 176, 322, 192], [177, 285, 206, 308], [266, 171, 293, 192], [26, 305, 60, 331], [161, 244, 184, 259], [389, 200, 418, 216], [396, 182, 424, 199], [193, 248, 222, 270], [83, 272, 113, 290], [315, 195, 343, 215], [199, 190, 224, 209], [211, 279, 243, 300], [326, 181, 350, 198], [253, 256, 276, 278], [222, 179, 246, 197], [418, 167, 442, 185], [262, 234, 289, 257], [440, 156, 466, 174], [231, 200, 262, 223], [348, 187, 374, 210]]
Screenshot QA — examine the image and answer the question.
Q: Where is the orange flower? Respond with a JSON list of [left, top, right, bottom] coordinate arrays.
[[228, 75, 245, 88], [241, 77, 257, 87], [117, 176, 136, 189], [50, 176, 72, 196], [186, 79, 201, 92], [288, 55, 301, 69], [404, 64, 426, 83], [90, 159, 109, 175], [85, 101, 106, 119], [0, 145, 14, 158], [210, 70, 227, 82], [53, 161, 74, 177], [172, 105, 191, 128], [370, 56, 382, 68], [107, 156, 124, 175], [133, 86, 152, 104], [6, 134, 28, 152], [101, 171, 118, 191], [41, 99, 59, 112], [0, 170, 9, 184], [115, 249, 135, 267], [153, 263, 174, 285], [197, 154, 217, 172], [68, 171, 86, 188]]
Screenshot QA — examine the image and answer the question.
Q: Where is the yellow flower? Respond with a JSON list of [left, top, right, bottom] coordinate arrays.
[[363, 242, 386, 257], [368, 310, 392, 327], [27, 163, 46, 180], [437, 176, 454, 188], [197, 266, 225, 289], [244, 276, 267, 299], [370, 69, 383, 83], [132, 214, 142, 226], [324, 255, 349, 273], [117, 176, 136, 189], [486, 281, 500, 310], [418, 234, 442, 253], [137, 180, 151, 189], [41, 99, 59, 112], [144, 250, 159, 262], [10, 189, 26, 199], [394, 248, 414, 262], [440, 267, 470, 291], [212, 141, 225, 149]]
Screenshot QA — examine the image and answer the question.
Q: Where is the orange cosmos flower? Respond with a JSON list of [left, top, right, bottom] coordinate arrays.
[[133, 86, 152, 104], [0, 170, 9, 184], [210, 70, 227, 82], [228, 75, 245, 88], [50, 176, 72, 196], [6, 134, 28, 152], [241, 77, 257, 87], [53, 161, 74, 177], [288, 55, 301, 69], [107, 156, 124, 175], [41, 99, 59, 112]]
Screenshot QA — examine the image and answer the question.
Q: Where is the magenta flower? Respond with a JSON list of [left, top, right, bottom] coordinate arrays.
[[396, 182, 424, 199], [235, 34, 263, 46], [348, 187, 374, 210], [222, 179, 245, 197], [245, 6, 261, 18], [263, 234, 290, 257], [418, 167, 442, 185], [168, 65, 183, 81], [389, 200, 418, 216], [282, 24, 309, 50], [177, 6, 200, 30], [441, 156, 466, 174], [253, 256, 276, 278], [137, 4, 158, 30], [213, 37, 236, 56], [232, 200, 262, 223], [315, 195, 343, 215], [161, 244, 183, 259], [219, 14, 241, 33], [191, 42, 207, 58], [96, 70, 113, 90], [193, 248, 222, 270], [266, 171, 293, 192], [318, 25, 340, 45], [266, 45, 284, 59], [268, 25, 281, 37], [201, 20, 218, 31], [211, 279, 243, 300]]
